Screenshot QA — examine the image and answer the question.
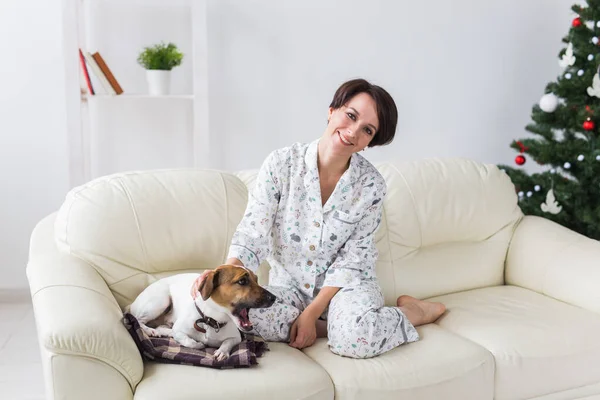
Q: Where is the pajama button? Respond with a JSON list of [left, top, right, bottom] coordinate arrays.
[[307, 260, 313, 266], [309, 245, 315, 251], [304, 283, 310, 289], [314, 222, 320, 227]]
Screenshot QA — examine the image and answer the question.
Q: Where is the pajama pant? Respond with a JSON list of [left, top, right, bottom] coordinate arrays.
[[249, 281, 420, 359]]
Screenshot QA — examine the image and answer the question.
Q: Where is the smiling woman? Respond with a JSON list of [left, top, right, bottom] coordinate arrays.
[[324, 92, 378, 156], [326, 78, 398, 148], [192, 78, 446, 359]]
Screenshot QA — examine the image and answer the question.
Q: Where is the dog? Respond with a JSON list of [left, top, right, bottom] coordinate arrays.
[[127, 264, 276, 361]]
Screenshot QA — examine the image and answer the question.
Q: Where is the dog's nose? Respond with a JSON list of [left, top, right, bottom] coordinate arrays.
[[265, 291, 276, 305]]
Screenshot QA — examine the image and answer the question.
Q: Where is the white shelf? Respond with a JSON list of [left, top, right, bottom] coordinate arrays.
[[64, 0, 211, 187], [83, 93, 194, 100]]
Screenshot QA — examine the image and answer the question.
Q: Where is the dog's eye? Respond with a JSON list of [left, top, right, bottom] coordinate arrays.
[[237, 277, 249, 286]]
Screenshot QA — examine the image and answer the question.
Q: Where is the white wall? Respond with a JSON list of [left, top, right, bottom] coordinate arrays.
[[0, 1, 70, 290], [207, 0, 575, 171], [0, 0, 575, 289]]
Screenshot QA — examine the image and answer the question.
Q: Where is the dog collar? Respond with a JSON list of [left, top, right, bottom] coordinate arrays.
[[194, 303, 227, 333]]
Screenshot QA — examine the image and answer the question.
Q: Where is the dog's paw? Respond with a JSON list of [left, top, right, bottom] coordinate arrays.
[[154, 326, 173, 337], [184, 339, 205, 350], [214, 349, 230, 362], [142, 326, 160, 337], [173, 332, 206, 349], [190, 341, 206, 350]]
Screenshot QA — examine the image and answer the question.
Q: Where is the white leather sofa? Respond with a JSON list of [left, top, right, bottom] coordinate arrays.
[[26, 157, 600, 400]]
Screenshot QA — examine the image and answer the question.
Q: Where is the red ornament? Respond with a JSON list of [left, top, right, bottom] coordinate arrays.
[[515, 155, 526, 165], [573, 17, 582, 27], [583, 118, 595, 131]]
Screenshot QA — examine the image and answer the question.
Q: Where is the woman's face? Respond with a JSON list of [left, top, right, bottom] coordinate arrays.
[[324, 92, 379, 156]]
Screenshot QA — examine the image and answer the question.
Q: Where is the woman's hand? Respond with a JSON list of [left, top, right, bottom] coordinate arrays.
[[288, 286, 341, 349], [289, 310, 319, 350], [190, 270, 211, 299], [191, 258, 244, 299]]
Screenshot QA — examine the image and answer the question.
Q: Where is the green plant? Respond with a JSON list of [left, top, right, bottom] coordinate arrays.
[[137, 42, 184, 71]]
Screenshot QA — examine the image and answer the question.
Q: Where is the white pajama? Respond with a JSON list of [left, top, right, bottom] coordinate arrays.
[[227, 139, 419, 358]]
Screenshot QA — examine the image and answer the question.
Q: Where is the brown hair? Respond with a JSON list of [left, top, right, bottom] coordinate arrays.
[[329, 78, 398, 147]]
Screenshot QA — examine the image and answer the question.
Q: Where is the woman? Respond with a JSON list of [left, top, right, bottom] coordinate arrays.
[[193, 78, 445, 359]]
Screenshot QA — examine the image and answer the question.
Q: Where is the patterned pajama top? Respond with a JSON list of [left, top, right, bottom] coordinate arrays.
[[227, 138, 386, 297]]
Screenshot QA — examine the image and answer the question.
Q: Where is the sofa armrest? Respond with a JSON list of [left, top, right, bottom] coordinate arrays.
[[506, 215, 600, 313], [27, 227, 143, 392]]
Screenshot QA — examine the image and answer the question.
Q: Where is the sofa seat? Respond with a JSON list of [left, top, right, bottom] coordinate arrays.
[[133, 342, 333, 400], [429, 286, 600, 400], [302, 324, 494, 400]]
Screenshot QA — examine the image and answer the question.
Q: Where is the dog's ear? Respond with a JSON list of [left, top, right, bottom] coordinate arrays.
[[199, 270, 220, 301]]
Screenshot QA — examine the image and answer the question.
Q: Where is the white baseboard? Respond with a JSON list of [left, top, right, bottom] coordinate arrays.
[[0, 288, 31, 303]]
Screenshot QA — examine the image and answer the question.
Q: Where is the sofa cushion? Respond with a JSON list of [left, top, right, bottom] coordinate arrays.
[[506, 215, 600, 315], [133, 343, 333, 400], [374, 159, 523, 304], [54, 169, 249, 307], [302, 324, 494, 400], [429, 286, 600, 400], [526, 381, 600, 400]]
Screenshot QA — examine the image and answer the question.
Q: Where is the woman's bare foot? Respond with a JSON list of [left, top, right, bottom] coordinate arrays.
[[397, 295, 446, 327]]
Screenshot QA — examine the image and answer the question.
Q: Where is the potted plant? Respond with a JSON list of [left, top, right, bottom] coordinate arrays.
[[137, 42, 184, 95]]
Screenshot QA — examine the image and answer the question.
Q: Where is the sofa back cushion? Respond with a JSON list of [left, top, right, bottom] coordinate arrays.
[[54, 169, 248, 307], [55, 158, 522, 308], [375, 159, 523, 304]]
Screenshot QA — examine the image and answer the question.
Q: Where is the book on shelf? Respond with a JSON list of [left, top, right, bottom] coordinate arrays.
[[79, 49, 124, 96], [92, 52, 124, 95], [83, 51, 115, 95], [78, 48, 94, 95]]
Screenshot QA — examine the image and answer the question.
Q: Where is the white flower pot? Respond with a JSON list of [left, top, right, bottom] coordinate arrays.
[[146, 70, 171, 95]]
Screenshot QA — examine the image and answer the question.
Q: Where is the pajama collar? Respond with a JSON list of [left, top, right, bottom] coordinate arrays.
[[304, 138, 363, 215]]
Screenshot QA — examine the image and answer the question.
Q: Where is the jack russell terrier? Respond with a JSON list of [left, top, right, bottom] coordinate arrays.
[[127, 264, 276, 361]]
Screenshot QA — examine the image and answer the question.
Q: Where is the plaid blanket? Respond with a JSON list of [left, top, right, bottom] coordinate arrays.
[[123, 313, 268, 369]]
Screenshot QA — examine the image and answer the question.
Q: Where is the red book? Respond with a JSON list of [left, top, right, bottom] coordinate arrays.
[[79, 48, 94, 95]]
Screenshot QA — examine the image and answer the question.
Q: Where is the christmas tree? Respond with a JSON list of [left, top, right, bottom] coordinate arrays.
[[499, 1, 600, 241]]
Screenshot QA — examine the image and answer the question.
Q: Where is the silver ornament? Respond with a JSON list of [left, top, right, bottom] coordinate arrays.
[[564, 162, 571, 169], [597, 155, 600, 161], [518, 191, 524, 198], [534, 185, 541, 191], [578, 69, 585, 76], [577, 154, 585, 161], [550, 168, 557, 174], [589, 54, 595, 61], [593, 37, 599, 44], [527, 191, 533, 197], [565, 73, 572, 79]]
